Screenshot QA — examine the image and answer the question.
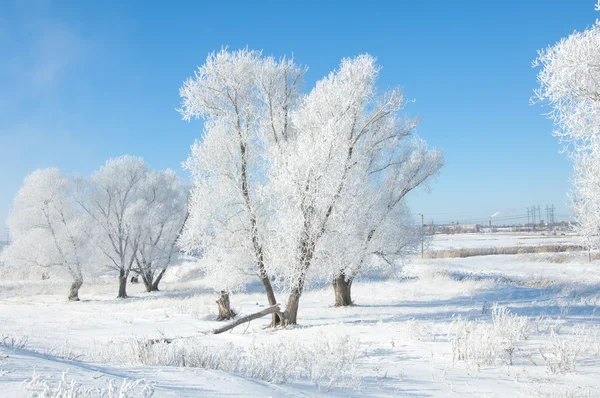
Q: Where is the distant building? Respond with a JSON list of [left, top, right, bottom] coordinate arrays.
[[434, 224, 480, 234]]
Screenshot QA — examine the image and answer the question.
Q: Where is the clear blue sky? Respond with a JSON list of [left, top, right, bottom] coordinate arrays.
[[1, 0, 597, 231]]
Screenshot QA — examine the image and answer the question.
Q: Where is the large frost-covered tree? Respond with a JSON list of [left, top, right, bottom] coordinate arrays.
[[534, 21, 600, 252], [180, 50, 442, 324], [269, 55, 442, 320], [180, 49, 441, 325], [178, 49, 304, 322], [1, 169, 90, 301]]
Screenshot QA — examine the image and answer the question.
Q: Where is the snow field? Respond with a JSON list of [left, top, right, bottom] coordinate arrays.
[[1, 233, 600, 396]]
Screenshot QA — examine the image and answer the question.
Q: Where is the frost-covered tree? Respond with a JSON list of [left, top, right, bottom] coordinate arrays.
[[1, 169, 90, 301], [133, 170, 188, 292], [268, 55, 442, 320], [75, 156, 149, 299], [533, 21, 600, 151], [180, 50, 441, 325], [571, 147, 600, 260], [534, 21, 600, 253], [178, 49, 304, 321], [321, 138, 442, 307]]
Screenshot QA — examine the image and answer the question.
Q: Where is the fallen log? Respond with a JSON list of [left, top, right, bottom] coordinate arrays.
[[212, 304, 281, 334]]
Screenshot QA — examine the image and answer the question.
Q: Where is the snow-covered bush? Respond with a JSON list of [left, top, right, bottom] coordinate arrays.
[[583, 324, 600, 358], [491, 305, 529, 341], [24, 370, 155, 398], [0, 332, 28, 349], [450, 306, 529, 369], [539, 331, 581, 374], [532, 315, 566, 335], [404, 319, 436, 342], [91, 333, 361, 388], [525, 383, 595, 398]]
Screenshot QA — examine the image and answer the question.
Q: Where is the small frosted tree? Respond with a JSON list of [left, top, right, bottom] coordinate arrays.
[[75, 156, 149, 299], [133, 170, 188, 292], [1, 169, 90, 301]]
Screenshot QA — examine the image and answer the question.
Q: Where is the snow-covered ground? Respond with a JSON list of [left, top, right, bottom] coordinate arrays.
[[2, 233, 600, 397]]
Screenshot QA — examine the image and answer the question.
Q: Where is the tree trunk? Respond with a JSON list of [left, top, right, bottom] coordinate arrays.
[[117, 269, 128, 299], [216, 290, 236, 321], [141, 271, 154, 293], [213, 305, 281, 334], [151, 268, 167, 292], [282, 287, 301, 326], [259, 275, 283, 326], [68, 280, 83, 302], [239, 141, 281, 326], [333, 273, 353, 307]]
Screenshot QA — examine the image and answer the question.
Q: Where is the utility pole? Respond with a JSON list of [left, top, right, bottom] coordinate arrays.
[[418, 213, 424, 259], [527, 207, 530, 228]]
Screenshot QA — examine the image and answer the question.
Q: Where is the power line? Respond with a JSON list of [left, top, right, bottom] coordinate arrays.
[[429, 205, 566, 226]]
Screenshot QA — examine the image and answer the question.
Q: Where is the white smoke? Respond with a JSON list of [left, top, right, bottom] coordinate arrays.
[[490, 211, 501, 218]]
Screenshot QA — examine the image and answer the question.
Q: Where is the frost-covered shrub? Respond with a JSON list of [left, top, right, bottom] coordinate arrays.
[[532, 315, 566, 335], [491, 305, 529, 341], [450, 306, 529, 369], [525, 383, 595, 398], [91, 333, 361, 389], [24, 370, 154, 398], [0, 333, 28, 349], [404, 319, 436, 342], [583, 325, 600, 357], [539, 331, 581, 374]]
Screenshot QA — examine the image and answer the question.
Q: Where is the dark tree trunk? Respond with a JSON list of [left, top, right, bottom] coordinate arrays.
[[333, 273, 353, 307], [151, 268, 167, 292], [68, 280, 83, 302], [283, 287, 301, 326], [216, 290, 236, 321], [282, 271, 307, 326], [141, 271, 154, 293], [117, 269, 128, 299], [260, 275, 282, 326]]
